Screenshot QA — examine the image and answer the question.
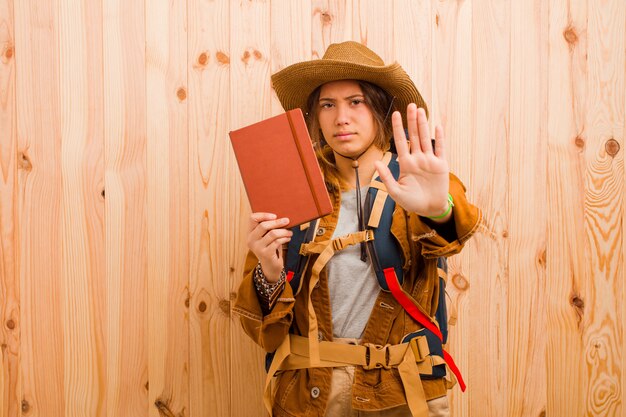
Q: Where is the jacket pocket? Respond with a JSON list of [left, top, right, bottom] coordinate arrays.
[[274, 369, 301, 415]]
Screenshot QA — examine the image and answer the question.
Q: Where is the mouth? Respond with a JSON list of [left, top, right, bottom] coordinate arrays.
[[334, 132, 356, 139]]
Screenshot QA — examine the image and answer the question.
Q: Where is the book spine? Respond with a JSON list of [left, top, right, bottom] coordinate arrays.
[[286, 110, 323, 216]]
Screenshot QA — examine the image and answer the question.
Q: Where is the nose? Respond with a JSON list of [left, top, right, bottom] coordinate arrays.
[[335, 103, 350, 125]]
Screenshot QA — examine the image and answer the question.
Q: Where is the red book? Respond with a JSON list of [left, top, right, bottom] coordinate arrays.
[[229, 109, 333, 228]]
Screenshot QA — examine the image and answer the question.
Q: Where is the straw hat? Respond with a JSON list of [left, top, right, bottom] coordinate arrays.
[[271, 41, 428, 122]]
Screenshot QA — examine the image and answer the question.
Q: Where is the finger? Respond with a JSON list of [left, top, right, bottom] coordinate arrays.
[[260, 228, 293, 248], [391, 111, 409, 157], [417, 107, 433, 154], [249, 212, 277, 232], [261, 237, 291, 260], [374, 161, 401, 197], [251, 217, 290, 241], [406, 103, 421, 154], [269, 237, 292, 257], [433, 125, 447, 161]]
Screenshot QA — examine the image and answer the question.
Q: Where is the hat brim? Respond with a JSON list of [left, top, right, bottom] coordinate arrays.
[[271, 59, 428, 123]]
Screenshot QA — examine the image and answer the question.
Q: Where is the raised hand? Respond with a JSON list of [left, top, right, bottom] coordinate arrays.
[[374, 104, 450, 220]]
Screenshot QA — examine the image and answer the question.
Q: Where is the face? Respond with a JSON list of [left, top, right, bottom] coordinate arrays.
[[317, 80, 376, 158]]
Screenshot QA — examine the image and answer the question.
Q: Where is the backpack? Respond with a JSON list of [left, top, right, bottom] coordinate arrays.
[[267, 153, 464, 390]]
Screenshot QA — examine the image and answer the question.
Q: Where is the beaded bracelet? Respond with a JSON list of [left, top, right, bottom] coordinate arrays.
[[253, 262, 286, 308], [427, 193, 454, 220]]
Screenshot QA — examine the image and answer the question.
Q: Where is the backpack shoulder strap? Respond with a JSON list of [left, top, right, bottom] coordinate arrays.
[[365, 153, 404, 290], [284, 219, 320, 295]]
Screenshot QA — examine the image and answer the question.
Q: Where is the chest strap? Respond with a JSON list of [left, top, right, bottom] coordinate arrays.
[[299, 230, 374, 255]]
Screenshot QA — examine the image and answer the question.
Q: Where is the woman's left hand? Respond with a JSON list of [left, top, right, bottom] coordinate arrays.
[[374, 103, 451, 221]]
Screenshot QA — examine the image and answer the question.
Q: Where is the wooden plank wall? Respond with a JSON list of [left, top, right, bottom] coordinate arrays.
[[103, 0, 147, 414], [0, 1, 624, 416]]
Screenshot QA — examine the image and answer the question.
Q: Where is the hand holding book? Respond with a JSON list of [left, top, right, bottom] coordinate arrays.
[[247, 212, 291, 283]]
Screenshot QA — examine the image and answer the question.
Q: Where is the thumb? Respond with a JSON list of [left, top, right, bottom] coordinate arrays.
[[374, 161, 400, 196]]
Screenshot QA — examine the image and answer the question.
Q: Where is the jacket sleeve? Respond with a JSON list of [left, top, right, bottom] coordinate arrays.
[[410, 172, 482, 258], [232, 250, 296, 352]]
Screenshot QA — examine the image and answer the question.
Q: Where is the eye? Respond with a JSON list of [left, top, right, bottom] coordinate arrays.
[[320, 102, 334, 109], [351, 99, 364, 106]]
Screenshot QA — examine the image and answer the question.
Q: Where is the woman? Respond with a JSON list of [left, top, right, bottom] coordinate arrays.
[[234, 41, 481, 417]]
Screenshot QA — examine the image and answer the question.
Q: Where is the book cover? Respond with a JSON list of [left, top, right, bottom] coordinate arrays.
[[229, 108, 333, 228]]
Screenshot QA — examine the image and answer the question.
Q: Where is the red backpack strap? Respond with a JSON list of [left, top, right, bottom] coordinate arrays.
[[383, 267, 466, 392]]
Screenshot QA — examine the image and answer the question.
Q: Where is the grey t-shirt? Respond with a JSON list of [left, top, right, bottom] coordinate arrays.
[[326, 187, 380, 339]]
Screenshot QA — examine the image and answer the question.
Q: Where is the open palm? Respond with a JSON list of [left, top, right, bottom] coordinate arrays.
[[374, 104, 450, 217]]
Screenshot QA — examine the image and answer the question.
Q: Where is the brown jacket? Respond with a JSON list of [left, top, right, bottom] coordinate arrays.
[[233, 173, 482, 417]]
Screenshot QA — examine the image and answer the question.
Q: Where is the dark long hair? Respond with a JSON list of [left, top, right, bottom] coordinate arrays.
[[305, 80, 395, 190]]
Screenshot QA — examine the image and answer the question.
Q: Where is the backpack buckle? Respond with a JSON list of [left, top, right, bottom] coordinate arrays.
[[363, 343, 391, 370], [409, 335, 430, 362], [332, 238, 345, 251]]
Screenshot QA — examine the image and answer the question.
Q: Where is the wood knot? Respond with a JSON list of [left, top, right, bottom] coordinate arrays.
[[537, 248, 547, 267], [216, 51, 230, 65], [184, 297, 190, 308], [563, 26, 578, 46], [435, 14, 440, 26], [145, 380, 149, 391], [6, 319, 15, 330], [501, 230, 508, 238], [198, 301, 207, 313], [19, 152, 32, 171], [451, 273, 469, 291], [154, 399, 175, 417], [176, 87, 187, 101], [242, 50, 251, 65], [539, 410, 546, 417], [570, 294, 584, 311], [219, 299, 230, 315], [253, 50, 262, 60], [574, 135, 585, 149], [605, 138, 620, 157], [321, 12, 332, 24], [4, 45, 14, 59], [229, 266, 235, 272], [198, 52, 208, 66], [229, 292, 237, 301], [22, 400, 30, 413], [100, 189, 105, 199], [570, 292, 584, 328]]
